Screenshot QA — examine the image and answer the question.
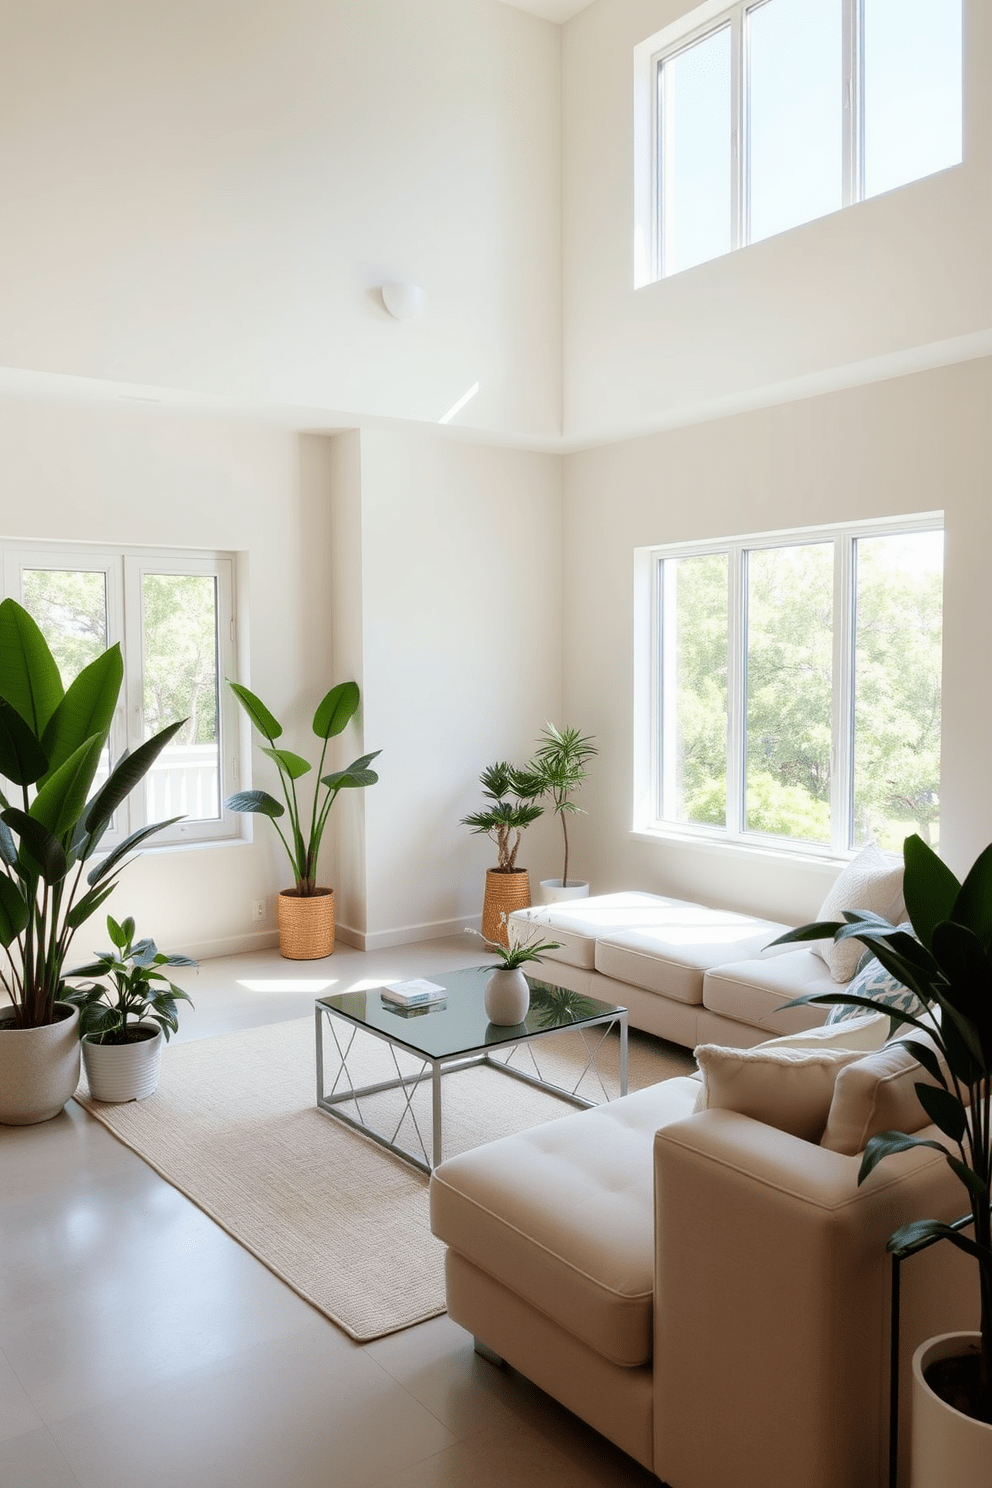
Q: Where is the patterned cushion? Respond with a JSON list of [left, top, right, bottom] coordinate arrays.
[[826, 924, 927, 1024]]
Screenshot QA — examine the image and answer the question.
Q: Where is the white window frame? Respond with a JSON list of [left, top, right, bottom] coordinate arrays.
[[1, 540, 244, 850], [633, 0, 961, 286], [633, 512, 943, 860]]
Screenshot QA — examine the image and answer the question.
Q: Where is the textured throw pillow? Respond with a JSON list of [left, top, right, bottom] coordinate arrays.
[[820, 1031, 964, 1156], [826, 926, 928, 1025], [810, 842, 906, 983], [693, 1042, 868, 1143]]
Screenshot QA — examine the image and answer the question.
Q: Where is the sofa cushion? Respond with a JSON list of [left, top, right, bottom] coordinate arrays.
[[593, 907, 790, 1005], [820, 1033, 959, 1155], [826, 931, 927, 1025], [702, 946, 840, 1035], [694, 1042, 868, 1142], [509, 892, 698, 970], [810, 842, 906, 983], [429, 1075, 700, 1367]]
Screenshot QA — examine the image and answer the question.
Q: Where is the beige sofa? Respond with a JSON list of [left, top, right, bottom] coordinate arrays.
[[430, 1029, 975, 1488], [509, 891, 845, 1049]]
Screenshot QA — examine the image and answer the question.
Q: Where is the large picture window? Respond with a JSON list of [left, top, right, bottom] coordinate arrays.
[[639, 516, 943, 856], [1, 542, 241, 848], [636, 0, 962, 282]]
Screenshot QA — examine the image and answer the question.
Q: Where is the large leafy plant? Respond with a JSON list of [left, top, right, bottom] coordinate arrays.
[[775, 833, 992, 1421], [224, 681, 379, 895], [460, 761, 544, 873], [0, 599, 184, 1029], [532, 724, 597, 887], [64, 914, 197, 1043]]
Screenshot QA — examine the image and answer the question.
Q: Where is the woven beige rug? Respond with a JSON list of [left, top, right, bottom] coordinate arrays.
[[75, 1015, 694, 1342]]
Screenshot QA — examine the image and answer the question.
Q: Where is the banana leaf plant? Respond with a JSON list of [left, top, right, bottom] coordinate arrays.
[[772, 833, 992, 1422], [0, 599, 185, 1029], [224, 681, 379, 895]]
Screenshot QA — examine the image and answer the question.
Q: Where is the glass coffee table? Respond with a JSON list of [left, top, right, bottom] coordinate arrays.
[[315, 966, 628, 1173]]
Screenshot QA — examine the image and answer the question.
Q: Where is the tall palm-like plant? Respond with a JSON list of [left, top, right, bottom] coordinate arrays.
[[460, 761, 544, 872], [533, 724, 597, 887], [0, 600, 185, 1028], [774, 833, 992, 1422]]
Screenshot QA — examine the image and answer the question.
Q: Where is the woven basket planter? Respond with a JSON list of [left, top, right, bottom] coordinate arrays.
[[481, 868, 531, 946], [278, 888, 335, 960]]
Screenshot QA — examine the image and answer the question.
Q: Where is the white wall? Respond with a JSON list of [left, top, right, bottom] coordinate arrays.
[[330, 426, 564, 948], [562, 357, 992, 924], [0, 0, 562, 442], [562, 0, 992, 443]]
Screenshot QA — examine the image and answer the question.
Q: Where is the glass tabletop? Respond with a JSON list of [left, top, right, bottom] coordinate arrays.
[[316, 966, 625, 1060]]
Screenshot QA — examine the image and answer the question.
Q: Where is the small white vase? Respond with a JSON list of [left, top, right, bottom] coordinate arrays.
[[484, 968, 530, 1026], [82, 1023, 164, 1102], [911, 1332, 992, 1486], [539, 879, 590, 905]]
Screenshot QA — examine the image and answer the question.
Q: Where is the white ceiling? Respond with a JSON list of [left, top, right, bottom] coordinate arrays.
[[495, 0, 595, 22]]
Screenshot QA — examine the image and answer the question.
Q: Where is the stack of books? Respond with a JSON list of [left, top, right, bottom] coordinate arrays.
[[379, 978, 447, 1008]]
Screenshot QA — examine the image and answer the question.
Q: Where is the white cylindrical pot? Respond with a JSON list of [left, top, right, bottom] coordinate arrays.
[[484, 968, 531, 1026], [911, 1332, 992, 1486], [0, 1003, 81, 1126], [538, 879, 590, 905], [82, 1023, 164, 1103]]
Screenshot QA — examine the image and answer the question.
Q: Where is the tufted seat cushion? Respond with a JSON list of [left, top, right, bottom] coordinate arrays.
[[509, 892, 698, 969], [429, 1075, 700, 1367], [594, 906, 790, 1004]]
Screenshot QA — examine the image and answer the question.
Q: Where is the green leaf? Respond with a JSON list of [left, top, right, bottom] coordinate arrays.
[[0, 697, 48, 786], [767, 921, 845, 948], [260, 747, 311, 780], [223, 790, 285, 819], [320, 751, 382, 792], [914, 1083, 966, 1142], [1, 808, 68, 884], [0, 598, 64, 736], [946, 1157, 991, 1205], [107, 916, 126, 949], [30, 734, 105, 839], [858, 1130, 949, 1185], [84, 817, 183, 886], [0, 874, 29, 945], [903, 834, 962, 951], [83, 719, 186, 834], [40, 646, 122, 781], [229, 683, 282, 743], [900, 1039, 947, 1088], [888, 1219, 992, 1265], [0, 820, 17, 869], [65, 881, 117, 931], [312, 681, 359, 740], [951, 843, 992, 950]]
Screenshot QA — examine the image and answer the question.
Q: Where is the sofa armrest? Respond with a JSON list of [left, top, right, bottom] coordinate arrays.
[[653, 1110, 975, 1488]]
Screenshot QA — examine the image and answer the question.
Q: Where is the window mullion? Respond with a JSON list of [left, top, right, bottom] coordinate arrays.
[[121, 556, 146, 832], [842, 0, 863, 206], [731, 6, 745, 250], [726, 545, 746, 836], [831, 537, 855, 854]]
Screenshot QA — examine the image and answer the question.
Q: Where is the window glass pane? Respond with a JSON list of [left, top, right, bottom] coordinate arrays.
[[21, 568, 108, 687], [746, 0, 843, 243], [864, 0, 962, 199], [662, 553, 729, 826], [661, 25, 732, 276], [142, 573, 220, 822], [853, 531, 943, 853], [745, 544, 833, 843]]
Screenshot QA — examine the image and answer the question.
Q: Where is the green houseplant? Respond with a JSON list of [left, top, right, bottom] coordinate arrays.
[[65, 914, 197, 1102], [774, 833, 992, 1450], [224, 680, 380, 959], [465, 922, 562, 1026], [461, 761, 545, 945], [0, 598, 186, 1124], [532, 723, 597, 902]]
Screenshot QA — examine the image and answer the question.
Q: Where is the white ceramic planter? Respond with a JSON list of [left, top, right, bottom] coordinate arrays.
[[911, 1332, 992, 1486], [82, 1023, 164, 1102], [484, 968, 531, 1026], [0, 1003, 81, 1125], [538, 879, 590, 905]]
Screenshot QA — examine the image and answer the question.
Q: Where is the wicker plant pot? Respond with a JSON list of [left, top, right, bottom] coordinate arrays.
[[481, 868, 531, 946], [278, 887, 335, 960]]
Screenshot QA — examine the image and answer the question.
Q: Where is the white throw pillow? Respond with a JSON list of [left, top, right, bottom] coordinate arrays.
[[820, 1031, 956, 1156], [810, 842, 906, 983], [693, 1041, 868, 1143]]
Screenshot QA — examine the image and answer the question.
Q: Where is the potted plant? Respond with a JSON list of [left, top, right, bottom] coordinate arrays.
[[460, 761, 544, 945], [64, 915, 197, 1102], [0, 598, 186, 1125], [466, 922, 562, 1025], [532, 723, 597, 904], [773, 833, 992, 1482], [224, 680, 380, 960]]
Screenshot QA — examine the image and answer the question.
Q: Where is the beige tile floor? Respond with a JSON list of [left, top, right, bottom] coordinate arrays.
[[0, 935, 662, 1488]]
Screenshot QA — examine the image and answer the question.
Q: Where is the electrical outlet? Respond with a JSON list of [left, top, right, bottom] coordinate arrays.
[[252, 899, 266, 922]]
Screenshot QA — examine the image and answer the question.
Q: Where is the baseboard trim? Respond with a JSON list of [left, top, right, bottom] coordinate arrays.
[[334, 912, 482, 953], [181, 928, 280, 960]]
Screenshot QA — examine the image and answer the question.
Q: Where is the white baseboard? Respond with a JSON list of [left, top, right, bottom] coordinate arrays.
[[334, 912, 482, 953], [181, 928, 280, 961]]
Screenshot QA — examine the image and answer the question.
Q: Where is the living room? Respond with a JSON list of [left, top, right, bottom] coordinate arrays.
[[0, 0, 988, 1483]]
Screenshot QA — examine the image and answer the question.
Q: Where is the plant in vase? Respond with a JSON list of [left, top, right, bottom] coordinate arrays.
[[460, 761, 544, 944], [532, 723, 597, 903], [0, 598, 187, 1125], [773, 833, 992, 1470], [64, 915, 197, 1102], [224, 680, 380, 960], [465, 921, 562, 1026]]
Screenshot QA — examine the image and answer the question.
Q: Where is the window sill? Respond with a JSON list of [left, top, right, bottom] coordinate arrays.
[[629, 825, 868, 871]]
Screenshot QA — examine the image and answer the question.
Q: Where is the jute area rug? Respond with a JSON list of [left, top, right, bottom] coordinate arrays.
[[75, 1015, 695, 1343]]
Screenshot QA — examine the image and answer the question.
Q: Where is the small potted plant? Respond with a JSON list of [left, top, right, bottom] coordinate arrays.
[[774, 833, 992, 1482], [532, 723, 597, 903], [466, 921, 562, 1025], [461, 761, 545, 945], [65, 915, 197, 1102], [225, 680, 380, 960]]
